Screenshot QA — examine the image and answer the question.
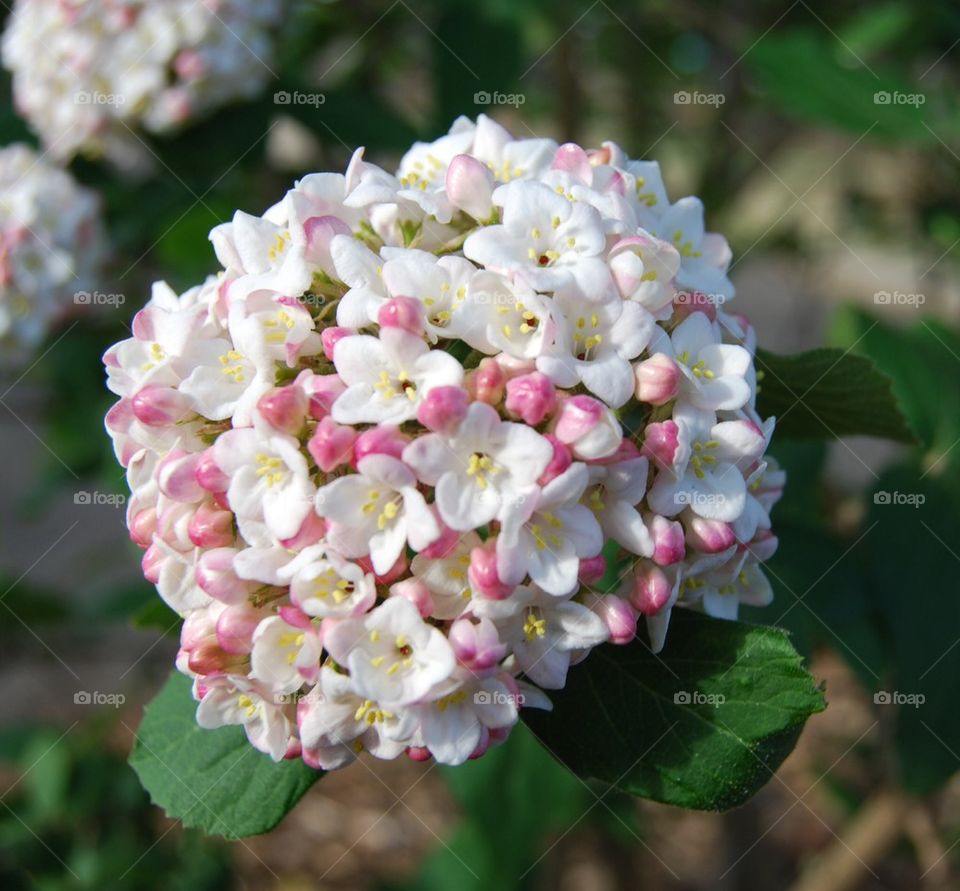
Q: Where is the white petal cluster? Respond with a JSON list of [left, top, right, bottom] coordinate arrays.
[[2, 0, 283, 167], [0, 143, 103, 366], [104, 115, 784, 768]]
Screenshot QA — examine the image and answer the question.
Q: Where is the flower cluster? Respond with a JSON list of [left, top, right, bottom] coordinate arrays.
[[104, 115, 784, 768], [2, 0, 283, 168], [0, 143, 103, 366]]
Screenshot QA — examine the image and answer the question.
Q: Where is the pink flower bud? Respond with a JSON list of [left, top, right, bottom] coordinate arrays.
[[628, 563, 674, 615], [504, 372, 557, 425], [551, 143, 592, 182], [538, 434, 572, 486], [321, 326, 352, 361], [296, 371, 346, 419], [377, 296, 425, 335], [157, 450, 204, 503], [648, 514, 685, 565], [416, 385, 469, 434], [641, 420, 680, 471], [195, 448, 229, 493], [303, 215, 351, 269], [389, 578, 434, 617], [685, 517, 735, 553], [280, 510, 326, 550], [352, 425, 408, 465], [468, 541, 514, 600], [634, 353, 680, 405], [406, 746, 433, 762], [449, 617, 507, 671], [578, 554, 607, 585], [445, 154, 495, 220], [188, 501, 235, 549], [196, 548, 258, 604], [466, 357, 505, 404], [131, 385, 193, 426], [173, 48, 206, 80], [216, 605, 264, 654], [585, 592, 637, 644], [553, 395, 622, 459], [142, 543, 163, 584], [257, 385, 308, 435], [180, 608, 217, 652], [308, 416, 356, 472], [129, 507, 157, 548], [187, 642, 245, 676]]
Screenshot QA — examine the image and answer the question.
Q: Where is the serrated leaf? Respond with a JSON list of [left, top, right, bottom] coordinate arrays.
[[129, 672, 320, 838], [756, 347, 915, 443], [523, 610, 825, 811]]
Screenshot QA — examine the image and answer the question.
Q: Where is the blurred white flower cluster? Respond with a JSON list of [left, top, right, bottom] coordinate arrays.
[[2, 0, 283, 168], [0, 143, 103, 365], [103, 115, 784, 768]]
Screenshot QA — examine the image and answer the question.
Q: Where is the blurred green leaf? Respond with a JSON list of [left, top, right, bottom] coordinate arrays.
[[756, 346, 915, 443], [749, 30, 940, 143], [130, 672, 320, 838], [524, 611, 825, 811]]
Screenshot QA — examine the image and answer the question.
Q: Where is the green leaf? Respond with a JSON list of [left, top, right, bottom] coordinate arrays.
[[756, 347, 915, 443], [523, 610, 825, 811], [748, 30, 942, 144], [860, 464, 960, 794], [129, 672, 320, 838], [829, 306, 960, 454]]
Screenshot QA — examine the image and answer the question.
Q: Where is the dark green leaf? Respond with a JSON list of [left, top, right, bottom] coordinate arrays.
[[524, 610, 825, 811], [129, 672, 320, 838], [756, 347, 915, 443]]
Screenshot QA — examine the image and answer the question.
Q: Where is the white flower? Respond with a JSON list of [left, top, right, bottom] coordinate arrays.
[[331, 328, 464, 425], [460, 270, 555, 359], [250, 615, 322, 694], [538, 291, 655, 407], [668, 312, 752, 412], [498, 463, 603, 596], [584, 457, 654, 558], [403, 402, 553, 531], [195, 675, 294, 762], [2, 0, 284, 169], [283, 548, 377, 618], [651, 197, 734, 301], [316, 454, 440, 574], [409, 531, 482, 620], [464, 180, 607, 293], [411, 672, 520, 765], [0, 143, 103, 365], [474, 585, 608, 689], [213, 426, 315, 542], [298, 667, 416, 769], [647, 405, 765, 523], [324, 597, 456, 706]]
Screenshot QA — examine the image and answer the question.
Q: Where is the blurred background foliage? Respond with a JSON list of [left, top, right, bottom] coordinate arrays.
[[1, 0, 959, 888]]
